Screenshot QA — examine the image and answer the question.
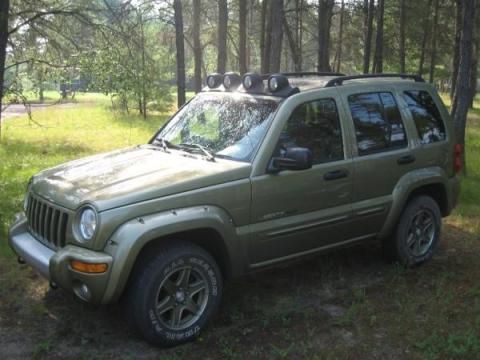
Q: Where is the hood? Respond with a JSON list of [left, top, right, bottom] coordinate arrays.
[[31, 145, 251, 211]]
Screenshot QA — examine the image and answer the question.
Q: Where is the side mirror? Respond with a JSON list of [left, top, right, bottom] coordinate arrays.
[[268, 147, 313, 173]]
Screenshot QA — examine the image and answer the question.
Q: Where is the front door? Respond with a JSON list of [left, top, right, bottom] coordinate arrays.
[[248, 93, 354, 266]]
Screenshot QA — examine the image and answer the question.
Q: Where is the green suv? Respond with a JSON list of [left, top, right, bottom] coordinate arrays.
[[9, 72, 461, 346]]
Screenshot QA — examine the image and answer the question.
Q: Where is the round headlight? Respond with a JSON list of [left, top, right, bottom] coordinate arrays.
[[79, 208, 97, 241]]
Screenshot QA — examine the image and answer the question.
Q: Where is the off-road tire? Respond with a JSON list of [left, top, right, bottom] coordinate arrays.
[[124, 241, 222, 347], [384, 195, 442, 266]]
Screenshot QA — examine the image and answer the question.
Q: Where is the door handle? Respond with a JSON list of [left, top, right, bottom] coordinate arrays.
[[324, 169, 349, 181], [397, 154, 415, 165]]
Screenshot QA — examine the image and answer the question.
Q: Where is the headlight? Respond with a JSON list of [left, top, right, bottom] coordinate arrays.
[[79, 207, 97, 241]]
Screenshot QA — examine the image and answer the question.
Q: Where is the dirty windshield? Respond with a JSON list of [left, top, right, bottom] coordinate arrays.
[[153, 93, 280, 161]]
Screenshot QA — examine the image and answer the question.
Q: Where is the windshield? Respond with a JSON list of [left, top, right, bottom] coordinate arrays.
[[153, 93, 280, 161]]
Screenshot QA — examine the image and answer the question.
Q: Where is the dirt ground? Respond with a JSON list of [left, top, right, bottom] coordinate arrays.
[[1, 221, 478, 360]]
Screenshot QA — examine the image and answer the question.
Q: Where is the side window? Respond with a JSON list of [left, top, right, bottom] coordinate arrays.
[[348, 92, 407, 156], [403, 90, 446, 144], [277, 98, 344, 164]]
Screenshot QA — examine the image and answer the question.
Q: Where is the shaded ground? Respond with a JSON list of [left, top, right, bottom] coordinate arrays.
[[1, 221, 479, 359]]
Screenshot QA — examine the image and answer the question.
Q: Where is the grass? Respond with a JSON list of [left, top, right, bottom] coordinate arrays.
[[0, 93, 169, 253], [0, 92, 480, 358]]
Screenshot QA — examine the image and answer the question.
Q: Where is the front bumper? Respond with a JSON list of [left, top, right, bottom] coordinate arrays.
[[8, 213, 113, 304]]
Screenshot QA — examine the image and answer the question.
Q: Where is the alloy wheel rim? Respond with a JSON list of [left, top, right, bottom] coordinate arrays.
[[406, 209, 436, 257], [155, 266, 209, 331]]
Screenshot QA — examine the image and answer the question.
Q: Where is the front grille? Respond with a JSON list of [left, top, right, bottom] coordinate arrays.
[[26, 194, 69, 248]]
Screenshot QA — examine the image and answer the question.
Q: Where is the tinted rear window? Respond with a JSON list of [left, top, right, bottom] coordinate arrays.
[[278, 98, 344, 164], [403, 90, 446, 144], [348, 92, 407, 155]]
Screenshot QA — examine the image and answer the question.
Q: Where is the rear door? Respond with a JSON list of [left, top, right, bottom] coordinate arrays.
[[338, 85, 416, 236], [248, 89, 355, 266]]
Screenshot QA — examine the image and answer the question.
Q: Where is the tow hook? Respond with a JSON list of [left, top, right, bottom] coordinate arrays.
[[17, 256, 26, 264], [50, 281, 58, 290]]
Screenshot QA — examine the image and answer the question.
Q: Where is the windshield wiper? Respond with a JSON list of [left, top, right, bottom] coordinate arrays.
[[178, 143, 215, 162], [152, 137, 175, 153]]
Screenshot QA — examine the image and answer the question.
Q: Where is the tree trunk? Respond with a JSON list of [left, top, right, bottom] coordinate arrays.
[[298, 0, 304, 70], [363, 0, 375, 74], [335, 0, 345, 73], [284, 15, 301, 71], [451, 0, 463, 98], [372, 0, 385, 73], [399, 0, 406, 73], [318, 0, 334, 72], [269, 0, 284, 73], [429, 0, 439, 84], [418, 0, 433, 76], [451, 0, 476, 172], [173, 0, 186, 107], [140, 13, 147, 119], [217, 0, 228, 73], [193, 0, 202, 92], [260, 0, 268, 73], [469, 1, 478, 109], [0, 0, 9, 140], [239, 0, 247, 74]]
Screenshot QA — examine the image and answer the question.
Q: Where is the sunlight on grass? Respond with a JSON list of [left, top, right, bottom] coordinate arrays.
[[0, 95, 170, 254]]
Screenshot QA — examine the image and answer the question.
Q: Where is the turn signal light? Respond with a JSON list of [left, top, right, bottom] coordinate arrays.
[[70, 260, 108, 274]]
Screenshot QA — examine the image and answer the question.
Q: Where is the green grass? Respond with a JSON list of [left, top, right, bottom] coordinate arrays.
[[0, 93, 170, 254]]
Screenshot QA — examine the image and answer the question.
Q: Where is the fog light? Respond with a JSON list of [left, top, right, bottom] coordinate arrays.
[[70, 260, 108, 274], [74, 283, 92, 301]]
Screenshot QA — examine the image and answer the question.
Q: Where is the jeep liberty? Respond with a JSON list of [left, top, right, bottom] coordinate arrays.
[[9, 72, 461, 346]]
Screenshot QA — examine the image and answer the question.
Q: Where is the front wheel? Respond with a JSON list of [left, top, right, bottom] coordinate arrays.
[[124, 241, 223, 347], [384, 195, 442, 266]]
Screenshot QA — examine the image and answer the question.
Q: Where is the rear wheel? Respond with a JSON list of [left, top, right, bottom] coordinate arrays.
[[124, 241, 222, 347], [384, 195, 441, 266]]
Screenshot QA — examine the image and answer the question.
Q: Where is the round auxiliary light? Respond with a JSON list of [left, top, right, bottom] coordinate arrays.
[[242, 73, 263, 90], [268, 74, 289, 92], [206, 73, 223, 88], [223, 72, 242, 89]]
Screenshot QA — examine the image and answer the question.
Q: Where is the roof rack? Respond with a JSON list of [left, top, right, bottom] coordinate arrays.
[[324, 73, 425, 87], [260, 72, 345, 80]]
